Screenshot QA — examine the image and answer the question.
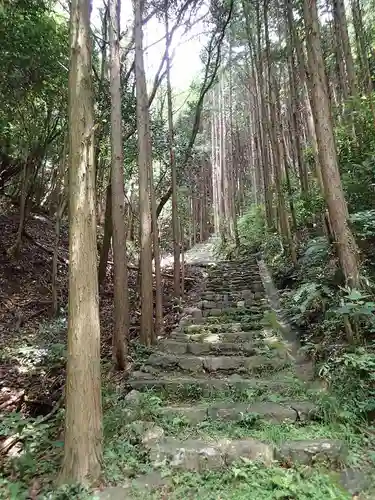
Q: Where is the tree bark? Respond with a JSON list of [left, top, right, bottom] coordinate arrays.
[[109, 0, 128, 370], [135, 0, 154, 346], [165, 2, 180, 297], [333, 0, 357, 96], [303, 0, 360, 287], [291, 7, 324, 192], [60, 0, 102, 483]]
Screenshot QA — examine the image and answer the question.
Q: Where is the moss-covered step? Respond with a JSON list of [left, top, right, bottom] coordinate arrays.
[[158, 400, 317, 424], [157, 339, 265, 356], [128, 372, 306, 397], [143, 352, 289, 374], [171, 330, 262, 344], [147, 436, 345, 471]]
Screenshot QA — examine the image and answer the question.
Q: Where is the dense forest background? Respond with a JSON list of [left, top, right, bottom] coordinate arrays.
[[1, 0, 375, 497]]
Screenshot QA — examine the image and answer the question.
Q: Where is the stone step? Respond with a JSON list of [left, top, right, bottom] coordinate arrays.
[[174, 330, 261, 343], [201, 308, 266, 320], [144, 353, 288, 374], [210, 261, 259, 267], [179, 314, 264, 328], [159, 400, 317, 424], [198, 299, 267, 310], [205, 282, 265, 292], [206, 278, 262, 285], [207, 285, 265, 294], [208, 268, 259, 275], [202, 308, 265, 318], [128, 373, 302, 396], [208, 268, 260, 276], [201, 291, 267, 302], [183, 322, 262, 334], [208, 274, 263, 279], [158, 339, 262, 356], [147, 436, 345, 471], [208, 275, 262, 281]]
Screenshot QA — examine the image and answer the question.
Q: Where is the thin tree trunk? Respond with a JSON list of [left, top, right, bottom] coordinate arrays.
[[150, 166, 163, 342], [60, 0, 102, 483], [351, 0, 371, 93], [11, 158, 28, 258], [303, 0, 360, 287], [285, 10, 308, 194], [333, 0, 357, 96], [165, 2, 180, 297], [98, 183, 112, 287], [135, 0, 154, 346], [265, 0, 296, 263], [52, 197, 68, 316], [211, 91, 220, 234], [180, 221, 185, 298], [291, 3, 324, 193], [109, 0, 128, 370], [250, 0, 273, 227]]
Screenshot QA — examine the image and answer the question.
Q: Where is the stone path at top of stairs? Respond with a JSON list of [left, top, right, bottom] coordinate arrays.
[[126, 255, 347, 479]]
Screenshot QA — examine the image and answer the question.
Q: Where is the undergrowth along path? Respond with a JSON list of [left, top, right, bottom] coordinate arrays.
[[99, 241, 373, 499]]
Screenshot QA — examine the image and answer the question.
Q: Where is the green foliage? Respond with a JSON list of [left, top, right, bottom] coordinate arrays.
[[332, 288, 375, 323], [292, 282, 331, 315], [0, 1, 68, 105], [319, 347, 375, 422], [155, 462, 350, 499], [0, 410, 64, 497], [293, 189, 325, 230], [300, 237, 330, 266], [40, 484, 93, 500], [237, 204, 266, 252], [0, 1, 68, 155], [350, 209, 375, 240], [336, 96, 375, 213]]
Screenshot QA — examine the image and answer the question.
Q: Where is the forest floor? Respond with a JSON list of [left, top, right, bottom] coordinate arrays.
[[0, 207, 204, 415], [0, 206, 205, 498], [0, 208, 374, 499]]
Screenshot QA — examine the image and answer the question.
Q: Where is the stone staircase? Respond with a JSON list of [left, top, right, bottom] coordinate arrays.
[[126, 257, 345, 476]]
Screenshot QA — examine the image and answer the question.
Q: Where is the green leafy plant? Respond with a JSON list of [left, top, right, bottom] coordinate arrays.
[[237, 204, 266, 253], [319, 347, 375, 421]]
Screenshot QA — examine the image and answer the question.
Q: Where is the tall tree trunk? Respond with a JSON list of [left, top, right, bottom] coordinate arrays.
[[285, 5, 308, 194], [350, 0, 375, 123], [165, 2, 180, 297], [250, 0, 274, 227], [291, 7, 324, 192], [303, 0, 360, 287], [264, 0, 296, 264], [332, 0, 349, 103], [211, 91, 220, 234], [333, 0, 357, 96], [135, 0, 154, 346], [218, 82, 226, 242], [60, 0, 102, 483], [351, 0, 372, 93], [109, 0, 128, 370], [228, 41, 240, 246]]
